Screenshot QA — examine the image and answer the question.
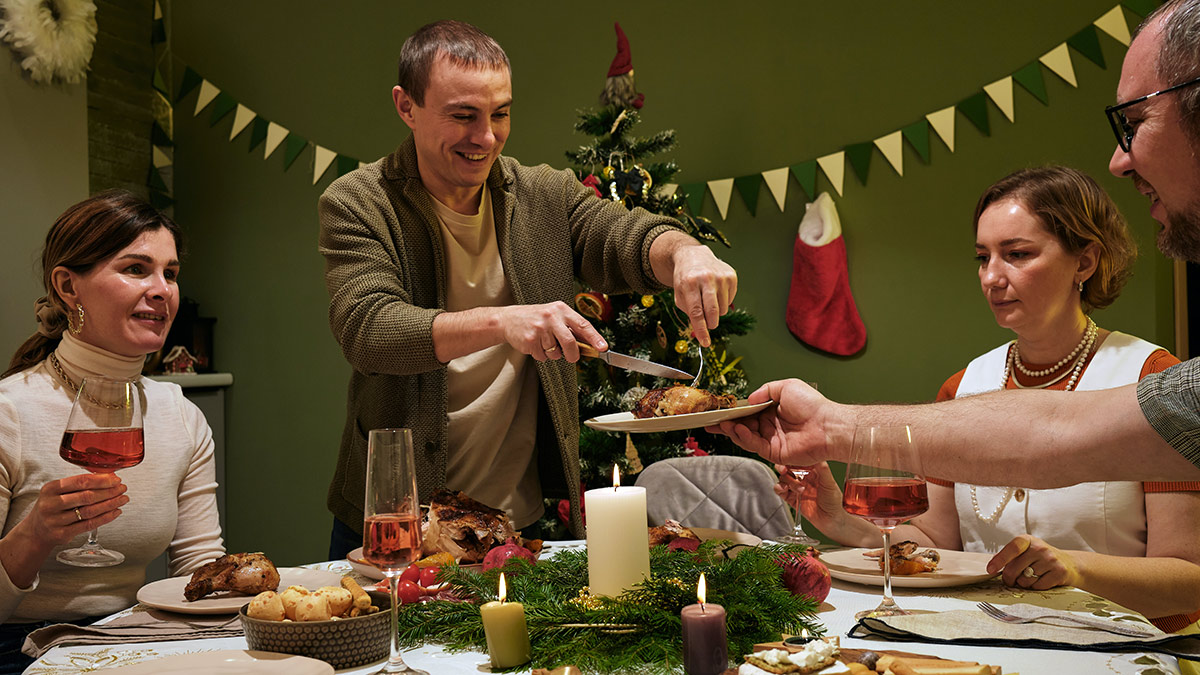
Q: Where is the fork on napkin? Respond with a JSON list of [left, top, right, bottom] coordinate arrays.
[[22, 608, 242, 658], [977, 602, 1155, 637]]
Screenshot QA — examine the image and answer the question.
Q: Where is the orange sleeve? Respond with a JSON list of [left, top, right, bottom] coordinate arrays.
[[1140, 348, 1181, 378]]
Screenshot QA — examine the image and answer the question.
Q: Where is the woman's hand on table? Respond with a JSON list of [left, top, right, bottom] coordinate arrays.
[[988, 534, 1080, 591]]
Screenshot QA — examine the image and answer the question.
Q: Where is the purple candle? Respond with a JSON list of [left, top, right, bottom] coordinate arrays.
[[681, 573, 728, 675]]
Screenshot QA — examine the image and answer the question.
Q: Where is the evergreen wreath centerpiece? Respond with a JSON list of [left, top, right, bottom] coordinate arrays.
[[395, 541, 825, 673]]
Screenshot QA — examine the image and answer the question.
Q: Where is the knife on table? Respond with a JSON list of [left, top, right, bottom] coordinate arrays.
[[575, 342, 694, 380]]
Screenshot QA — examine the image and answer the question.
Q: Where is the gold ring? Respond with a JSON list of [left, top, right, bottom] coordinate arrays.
[[74, 508, 83, 522], [545, 345, 559, 352], [1021, 566, 1038, 579]]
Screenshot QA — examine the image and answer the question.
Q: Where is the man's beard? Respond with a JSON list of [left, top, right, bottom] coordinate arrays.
[[1158, 200, 1200, 262]]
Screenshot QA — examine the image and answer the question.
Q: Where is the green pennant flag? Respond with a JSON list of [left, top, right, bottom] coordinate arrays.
[[733, 175, 760, 215], [1122, 0, 1159, 17], [151, 121, 173, 147], [958, 92, 991, 136], [176, 67, 202, 103], [1067, 25, 1105, 68], [283, 135, 308, 170], [681, 182, 706, 215], [789, 160, 817, 201], [901, 120, 931, 164], [248, 117, 269, 152], [336, 155, 359, 178], [153, 68, 169, 97], [151, 18, 166, 45], [149, 189, 174, 210], [148, 166, 169, 192], [845, 142, 873, 185], [208, 92, 237, 126], [1013, 61, 1049, 105]]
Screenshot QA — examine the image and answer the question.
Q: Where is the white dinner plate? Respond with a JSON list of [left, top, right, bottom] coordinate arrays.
[[96, 649, 334, 674], [136, 567, 343, 614], [821, 548, 997, 588], [346, 548, 486, 581], [584, 399, 774, 433]]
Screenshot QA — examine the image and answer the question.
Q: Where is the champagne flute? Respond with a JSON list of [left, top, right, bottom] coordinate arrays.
[[57, 376, 144, 567], [363, 428, 428, 675], [842, 425, 928, 619]]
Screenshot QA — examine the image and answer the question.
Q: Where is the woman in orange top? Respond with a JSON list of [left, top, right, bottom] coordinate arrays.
[[790, 166, 1200, 631]]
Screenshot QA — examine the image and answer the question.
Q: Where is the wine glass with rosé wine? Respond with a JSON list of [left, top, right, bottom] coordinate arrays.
[[842, 425, 929, 619], [57, 376, 144, 567], [363, 428, 428, 675]]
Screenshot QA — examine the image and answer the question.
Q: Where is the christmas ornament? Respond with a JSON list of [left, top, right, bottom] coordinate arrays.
[[608, 164, 652, 203], [624, 433, 643, 473], [674, 339, 690, 354], [581, 173, 602, 198], [683, 436, 708, 457], [600, 22, 644, 110], [0, 0, 97, 84], [640, 295, 655, 308], [655, 323, 667, 349], [786, 193, 866, 355], [575, 291, 614, 321]]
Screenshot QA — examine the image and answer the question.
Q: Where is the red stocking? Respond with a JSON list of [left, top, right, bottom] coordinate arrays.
[[786, 193, 866, 356]]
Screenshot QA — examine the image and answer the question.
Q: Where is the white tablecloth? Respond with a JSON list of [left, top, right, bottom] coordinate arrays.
[[23, 542, 1182, 674]]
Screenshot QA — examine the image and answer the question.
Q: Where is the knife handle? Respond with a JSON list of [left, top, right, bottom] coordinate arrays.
[[575, 342, 602, 359]]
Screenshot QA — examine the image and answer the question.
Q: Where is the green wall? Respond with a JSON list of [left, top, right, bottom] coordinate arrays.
[[167, 1, 1172, 564]]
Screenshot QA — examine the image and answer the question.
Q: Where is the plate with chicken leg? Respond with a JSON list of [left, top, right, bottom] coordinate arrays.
[[584, 393, 773, 433], [137, 559, 342, 614]]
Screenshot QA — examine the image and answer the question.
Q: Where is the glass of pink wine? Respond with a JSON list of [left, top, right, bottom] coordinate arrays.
[[841, 424, 928, 619], [362, 428, 428, 675], [57, 376, 144, 567]]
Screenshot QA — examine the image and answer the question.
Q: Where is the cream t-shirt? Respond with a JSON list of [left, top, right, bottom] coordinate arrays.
[[432, 190, 543, 529]]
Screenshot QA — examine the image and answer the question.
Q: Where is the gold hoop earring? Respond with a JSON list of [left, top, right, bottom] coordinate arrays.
[[68, 304, 85, 335]]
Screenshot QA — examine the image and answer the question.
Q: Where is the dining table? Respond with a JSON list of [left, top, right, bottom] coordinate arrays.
[[22, 540, 1185, 675]]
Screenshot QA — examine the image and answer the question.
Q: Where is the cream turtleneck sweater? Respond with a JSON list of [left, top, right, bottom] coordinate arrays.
[[0, 333, 224, 622]]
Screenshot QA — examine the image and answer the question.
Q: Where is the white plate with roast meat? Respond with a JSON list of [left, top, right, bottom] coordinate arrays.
[[821, 547, 996, 588], [585, 399, 773, 433], [137, 567, 343, 614]]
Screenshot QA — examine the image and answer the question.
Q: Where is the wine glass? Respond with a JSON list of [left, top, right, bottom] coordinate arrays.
[[362, 428, 428, 675], [841, 425, 928, 619], [776, 465, 820, 546], [57, 376, 144, 567]]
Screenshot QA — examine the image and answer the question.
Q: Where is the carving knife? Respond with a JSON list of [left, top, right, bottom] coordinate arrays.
[[576, 342, 694, 380]]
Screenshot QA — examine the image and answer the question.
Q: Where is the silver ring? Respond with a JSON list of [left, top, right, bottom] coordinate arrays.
[[74, 508, 83, 522], [1021, 566, 1038, 579]]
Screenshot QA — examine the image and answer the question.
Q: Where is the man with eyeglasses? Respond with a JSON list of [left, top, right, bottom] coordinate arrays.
[[710, 0, 1200, 490]]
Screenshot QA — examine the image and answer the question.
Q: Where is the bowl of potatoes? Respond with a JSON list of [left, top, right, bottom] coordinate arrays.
[[238, 576, 390, 669]]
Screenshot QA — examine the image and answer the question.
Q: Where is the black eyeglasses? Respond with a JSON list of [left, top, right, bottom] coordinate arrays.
[[1106, 74, 1200, 152]]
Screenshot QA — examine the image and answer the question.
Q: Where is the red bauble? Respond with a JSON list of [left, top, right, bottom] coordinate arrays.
[[574, 291, 614, 322]]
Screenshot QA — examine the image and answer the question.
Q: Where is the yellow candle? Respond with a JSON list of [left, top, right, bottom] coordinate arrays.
[[480, 573, 531, 668], [585, 466, 651, 596]]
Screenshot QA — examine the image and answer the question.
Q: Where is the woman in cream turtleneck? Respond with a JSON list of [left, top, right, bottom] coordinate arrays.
[[0, 191, 225, 672]]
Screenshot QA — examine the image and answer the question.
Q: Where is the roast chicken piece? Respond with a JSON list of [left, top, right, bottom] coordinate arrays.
[[863, 540, 940, 575], [632, 385, 737, 419], [422, 489, 519, 563], [183, 552, 280, 602], [647, 519, 700, 547]]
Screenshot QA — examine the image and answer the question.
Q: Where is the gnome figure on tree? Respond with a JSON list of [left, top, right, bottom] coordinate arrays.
[[601, 22, 644, 109]]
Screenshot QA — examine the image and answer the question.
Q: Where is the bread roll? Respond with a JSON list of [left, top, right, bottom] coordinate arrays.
[[247, 591, 286, 621], [314, 586, 353, 617], [279, 585, 309, 621], [293, 593, 332, 622]]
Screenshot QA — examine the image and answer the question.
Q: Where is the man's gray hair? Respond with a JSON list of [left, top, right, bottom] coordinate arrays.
[[1141, 0, 1200, 140]]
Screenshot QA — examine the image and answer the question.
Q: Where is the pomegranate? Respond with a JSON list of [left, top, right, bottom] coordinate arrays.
[[667, 537, 700, 553], [777, 548, 832, 603], [482, 538, 537, 572]]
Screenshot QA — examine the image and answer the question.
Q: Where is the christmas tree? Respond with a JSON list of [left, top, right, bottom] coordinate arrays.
[[534, 23, 757, 537]]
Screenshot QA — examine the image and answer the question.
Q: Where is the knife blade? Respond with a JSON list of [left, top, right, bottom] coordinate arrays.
[[576, 342, 694, 380]]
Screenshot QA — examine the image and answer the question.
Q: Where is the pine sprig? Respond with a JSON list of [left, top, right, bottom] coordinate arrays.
[[394, 543, 824, 674]]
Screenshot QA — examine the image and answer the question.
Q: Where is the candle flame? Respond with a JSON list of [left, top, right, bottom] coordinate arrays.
[[697, 572, 707, 604], [801, 628, 809, 639], [613, 464, 621, 489], [498, 572, 507, 603]]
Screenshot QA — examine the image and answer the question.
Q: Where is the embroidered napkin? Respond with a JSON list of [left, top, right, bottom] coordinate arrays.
[[22, 608, 243, 658], [849, 609, 1200, 661]]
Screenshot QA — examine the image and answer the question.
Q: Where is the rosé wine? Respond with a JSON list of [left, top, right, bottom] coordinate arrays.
[[364, 513, 421, 570], [60, 428, 144, 473]]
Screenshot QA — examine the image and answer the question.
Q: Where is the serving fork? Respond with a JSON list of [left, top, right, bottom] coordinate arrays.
[[976, 602, 1155, 638]]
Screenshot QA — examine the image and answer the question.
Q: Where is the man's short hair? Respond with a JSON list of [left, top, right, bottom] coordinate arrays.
[[1141, 0, 1200, 141], [397, 20, 510, 107]]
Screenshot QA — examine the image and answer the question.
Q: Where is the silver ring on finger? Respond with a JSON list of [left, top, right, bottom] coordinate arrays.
[[1021, 566, 1039, 580], [74, 507, 83, 522]]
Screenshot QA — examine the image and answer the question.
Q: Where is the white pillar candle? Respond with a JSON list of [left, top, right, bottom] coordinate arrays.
[[585, 466, 651, 597]]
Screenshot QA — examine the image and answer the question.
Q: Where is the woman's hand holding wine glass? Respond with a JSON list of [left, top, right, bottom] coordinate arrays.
[[842, 424, 929, 619]]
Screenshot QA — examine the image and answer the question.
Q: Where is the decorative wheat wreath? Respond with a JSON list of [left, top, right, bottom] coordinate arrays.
[[0, 0, 97, 84]]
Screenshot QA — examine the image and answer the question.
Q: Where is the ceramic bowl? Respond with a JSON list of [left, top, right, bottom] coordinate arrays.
[[239, 591, 390, 669]]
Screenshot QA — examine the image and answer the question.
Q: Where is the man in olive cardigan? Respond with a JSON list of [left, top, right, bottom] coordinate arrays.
[[319, 20, 737, 556]]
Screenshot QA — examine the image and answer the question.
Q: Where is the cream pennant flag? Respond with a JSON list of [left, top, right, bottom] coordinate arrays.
[[229, 104, 256, 140], [816, 152, 845, 196], [154, 0, 162, 20], [1094, 5, 1131, 46], [926, 106, 956, 152], [194, 80, 220, 116], [873, 132, 904, 177], [1039, 43, 1078, 87], [707, 178, 735, 220], [983, 76, 1016, 123], [313, 146, 337, 185], [761, 168, 789, 211], [151, 146, 172, 168], [660, 183, 679, 197], [263, 122, 288, 159]]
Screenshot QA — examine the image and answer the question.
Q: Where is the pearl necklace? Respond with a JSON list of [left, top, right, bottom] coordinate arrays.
[[971, 318, 1099, 525]]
